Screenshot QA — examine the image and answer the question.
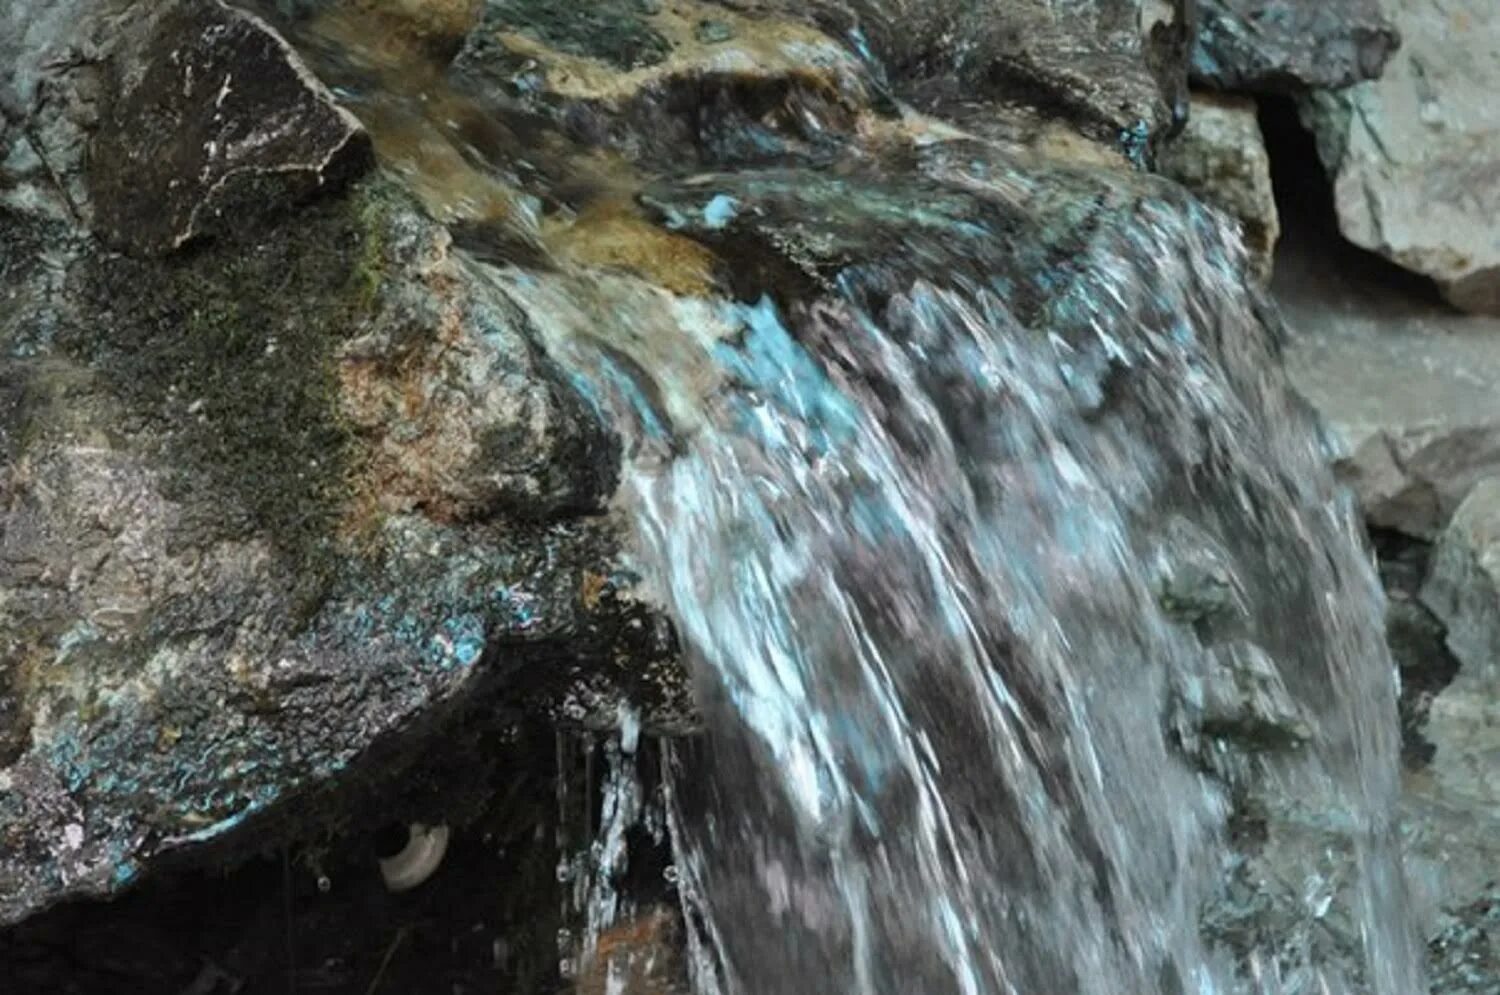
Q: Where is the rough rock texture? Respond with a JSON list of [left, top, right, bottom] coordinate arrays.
[[88, 1, 372, 254], [0, 2, 693, 927], [1301, 0, 1500, 316], [1400, 478, 1500, 984], [1277, 219, 1500, 540], [1158, 91, 1279, 282], [452, 0, 1192, 162], [811, 0, 1195, 145], [1419, 479, 1500, 807], [1191, 0, 1399, 94], [0, 0, 109, 222], [0, 189, 687, 926]]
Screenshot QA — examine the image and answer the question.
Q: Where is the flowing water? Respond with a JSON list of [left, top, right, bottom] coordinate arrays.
[[270, 6, 1425, 991]]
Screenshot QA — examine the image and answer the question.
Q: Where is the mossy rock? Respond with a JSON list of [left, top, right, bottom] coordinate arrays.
[[55, 181, 407, 571]]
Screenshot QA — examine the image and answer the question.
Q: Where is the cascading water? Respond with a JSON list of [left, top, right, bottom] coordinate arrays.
[[515, 162, 1424, 994], [263, 5, 1426, 991]]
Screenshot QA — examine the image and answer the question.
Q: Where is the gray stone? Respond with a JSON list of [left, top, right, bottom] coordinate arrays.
[[1301, 0, 1500, 316], [86, 0, 373, 254], [1400, 478, 1500, 977], [1278, 228, 1500, 539], [1191, 0, 1399, 94], [0, 0, 110, 223], [1158, 91, 1279, 282], [1420, 479, 1500, 799]]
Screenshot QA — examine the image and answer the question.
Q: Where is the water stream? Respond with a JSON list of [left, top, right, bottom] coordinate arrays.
[[269, 6, 1425, 991]]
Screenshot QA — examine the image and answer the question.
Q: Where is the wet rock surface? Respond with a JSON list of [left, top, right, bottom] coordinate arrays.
[[87, 0, 372, 254], [1191, 0, 1399, 94], [800, 0, 1194, 148], [0, 4, 693, 929], [1300, 0, 1500, 316]]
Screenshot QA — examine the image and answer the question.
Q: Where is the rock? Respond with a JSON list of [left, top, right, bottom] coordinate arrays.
[[1300, 0, 1500, 315], [1158, 91, 1279, 282], [574, 906, 689, 995], [1420, 479, 1500, 798], [0, 182, 689, 926], [0, 0, 108, 222], [815, 0, 1196, 151], [1191, 0, 1399, 94], [86, 0, 373, 255], [1403, 479, 1500, 971], [1277, 221, 1500, 539], [460, 0, 1191, 161]]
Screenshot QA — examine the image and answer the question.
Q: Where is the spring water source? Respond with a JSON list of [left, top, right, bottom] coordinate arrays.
[[273, 7, 1425, 992]]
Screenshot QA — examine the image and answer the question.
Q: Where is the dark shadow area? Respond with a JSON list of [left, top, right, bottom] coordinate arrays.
[[1369, 527, 1463, 770], [0, 725, 687, 995], [0, 723, 571, 995], [1257, 94, 1451, 313]]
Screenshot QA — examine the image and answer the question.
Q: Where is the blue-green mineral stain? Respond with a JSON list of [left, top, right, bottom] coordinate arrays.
[[702, 194, 740, 230], [427, 614, 486, 669], [1118, 119, 1152, 170]]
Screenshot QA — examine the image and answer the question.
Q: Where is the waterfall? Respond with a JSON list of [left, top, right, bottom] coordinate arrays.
[[514, 158, 1424, 993], [262, 6, 1426, 990]]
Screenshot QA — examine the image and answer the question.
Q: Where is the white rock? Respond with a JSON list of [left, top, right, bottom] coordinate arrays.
[[1301, 0, 1500, 315]]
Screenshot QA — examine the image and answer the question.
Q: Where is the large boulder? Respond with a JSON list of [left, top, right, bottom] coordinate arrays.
[[1420, 478, 1500, 804], [1301, 0, 1500, 316], [1191, 0, 1399, 93], [0, 185, 688, 926], [0, 0, 690, 927]]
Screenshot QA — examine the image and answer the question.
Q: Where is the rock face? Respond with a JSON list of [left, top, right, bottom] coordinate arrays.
[[1301, 0, 1500, 316], [1420, 478, 1500, 806], [88, 1, 372, 254], [0, 0, 691, 927], [818, 0, 1195, 144], [1277, 217, 1500, 539], [1191, 0, 1399, 93], [1403, 478, 1500, 975], [0, 188, 686, 926], [0, 0, 106, 222], [1158, 91, 1279, 281], [464, 0, 1194, 156]]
